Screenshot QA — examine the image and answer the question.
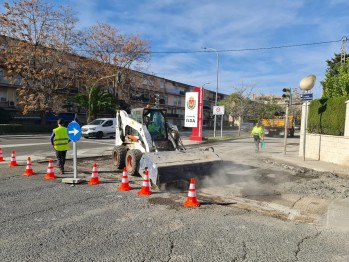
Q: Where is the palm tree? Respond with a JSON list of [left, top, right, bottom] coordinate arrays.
[[73, 86, 119, 123]]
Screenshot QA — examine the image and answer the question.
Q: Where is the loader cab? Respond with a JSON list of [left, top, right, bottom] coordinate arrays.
[[143, 108, 167, 141], [129, 108, 168, 141]]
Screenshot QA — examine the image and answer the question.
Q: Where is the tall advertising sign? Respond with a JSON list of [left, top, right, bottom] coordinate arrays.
[[185, 92, 198, 127], [188, 87, 204, 141]]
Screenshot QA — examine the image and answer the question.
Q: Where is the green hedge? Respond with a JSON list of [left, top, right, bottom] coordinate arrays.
[[308, 96, 347, 135], [0, 124, 53, 135]]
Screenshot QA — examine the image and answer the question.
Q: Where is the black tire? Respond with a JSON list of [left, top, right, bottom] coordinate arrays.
[[125, 149, 143, 176], [112, 145, 127, 169], [96, 131, 103, 139]]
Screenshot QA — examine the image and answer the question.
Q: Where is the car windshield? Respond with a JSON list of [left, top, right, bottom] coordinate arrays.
[[89, 119, 105, 125]]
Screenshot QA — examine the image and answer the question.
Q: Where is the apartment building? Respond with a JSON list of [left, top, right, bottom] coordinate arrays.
[[0, 64, 226, 129]]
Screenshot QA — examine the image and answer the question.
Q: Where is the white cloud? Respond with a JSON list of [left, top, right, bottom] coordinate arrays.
[[2, 0, 348, 99]]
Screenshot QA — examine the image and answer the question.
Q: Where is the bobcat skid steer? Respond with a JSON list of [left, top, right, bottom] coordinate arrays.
[[112, 107, 221, 188]]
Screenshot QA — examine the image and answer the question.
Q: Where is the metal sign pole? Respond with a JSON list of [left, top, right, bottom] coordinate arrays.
[[73, 141, 77, 180], [62, 121, 82, 184], [221, 115, 223, 137], [303, 100, 308, 161]]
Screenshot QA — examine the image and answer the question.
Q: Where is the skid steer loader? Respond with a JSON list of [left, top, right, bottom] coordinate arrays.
[[112, 107, 221, 187]]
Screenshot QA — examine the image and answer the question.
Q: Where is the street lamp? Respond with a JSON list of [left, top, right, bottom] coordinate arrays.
[[202, 82, 210, 88], [202, 47, 219, 137], [299, 74, 316, 161]]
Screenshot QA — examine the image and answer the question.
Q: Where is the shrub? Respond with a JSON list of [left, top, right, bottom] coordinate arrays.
[[308, 96, 347, 135]]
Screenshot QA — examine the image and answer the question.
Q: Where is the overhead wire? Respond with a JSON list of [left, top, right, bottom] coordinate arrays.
[[3, 37, 344, 54]]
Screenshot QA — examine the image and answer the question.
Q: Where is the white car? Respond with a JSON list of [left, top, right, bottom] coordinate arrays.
[[81, 118, 115, 139]]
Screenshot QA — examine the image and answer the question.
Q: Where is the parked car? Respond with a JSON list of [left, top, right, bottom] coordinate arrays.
[[81, 118, 115, 139], [240, 122, 254, 131]]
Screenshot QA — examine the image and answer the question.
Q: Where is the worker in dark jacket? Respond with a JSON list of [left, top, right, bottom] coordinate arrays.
[[50, 119, 70, 174]]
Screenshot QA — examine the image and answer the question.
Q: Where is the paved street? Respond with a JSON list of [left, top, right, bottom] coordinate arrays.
[[1, 133, 349, 261]]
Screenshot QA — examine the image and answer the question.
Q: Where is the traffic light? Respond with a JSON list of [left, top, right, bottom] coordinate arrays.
[[282, 88, 292, 105], [154, 94, 160, 106]]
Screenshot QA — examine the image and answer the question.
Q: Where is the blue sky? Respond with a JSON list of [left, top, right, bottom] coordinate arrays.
[[2, 0, 349, 98]]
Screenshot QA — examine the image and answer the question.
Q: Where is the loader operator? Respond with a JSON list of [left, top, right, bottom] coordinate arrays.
[[251, 121, 264, 153], [145, 112, 166, 140]]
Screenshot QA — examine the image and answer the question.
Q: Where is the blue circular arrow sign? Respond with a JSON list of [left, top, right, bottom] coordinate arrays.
[[67, 121, 81, 142]]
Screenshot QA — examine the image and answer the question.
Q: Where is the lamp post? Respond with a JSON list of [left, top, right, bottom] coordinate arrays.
[[299, 75, 316, 161], [202, 47, 219, 137]]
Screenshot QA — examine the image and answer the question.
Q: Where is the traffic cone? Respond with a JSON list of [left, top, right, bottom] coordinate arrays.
[[44, 160, 57, 180], [0, 148, 4, 162], [117, 167, 133, 191], [22, 157, 36, 176], [8, 150, 18, 167], [137, 169, 152, 196], [184, 178, 200, 208], [88, 163, 100, 185]]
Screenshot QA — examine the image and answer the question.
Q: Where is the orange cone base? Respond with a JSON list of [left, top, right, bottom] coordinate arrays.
[[184, 197, 200, 208], [137, 188, 152, 196], [88, 177, 100, 185], [44, 174, 57, 180], [9, 162, 18, 167], [117, 183, 133, 191], [22, 171, 36, 176]]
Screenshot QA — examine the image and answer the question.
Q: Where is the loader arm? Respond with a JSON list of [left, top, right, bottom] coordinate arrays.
[[115, 110, 154, 152]]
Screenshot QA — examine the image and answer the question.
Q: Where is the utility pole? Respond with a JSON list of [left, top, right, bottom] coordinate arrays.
[[341, 36, 347, 64]]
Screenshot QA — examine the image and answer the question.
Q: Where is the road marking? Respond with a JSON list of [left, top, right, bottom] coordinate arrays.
[[79, 140, 114, 145], [0, 142, 51, 148]]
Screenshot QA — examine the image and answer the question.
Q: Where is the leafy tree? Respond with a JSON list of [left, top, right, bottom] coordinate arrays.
[[0, 0, 82, 124], [321, 54, 349, 98], [79, 23, 150, 103], [220, 84, 257, 136], [258, 99, 283, 119], [71, 86, 118, 122]]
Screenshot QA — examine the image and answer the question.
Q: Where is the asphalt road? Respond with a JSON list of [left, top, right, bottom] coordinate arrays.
[[0, 134, 115, 162], [1, 133, 349, 261]]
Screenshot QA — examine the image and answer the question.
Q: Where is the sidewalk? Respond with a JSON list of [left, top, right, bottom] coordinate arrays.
[[181, 136, 349, 178], [262, 138, 349, 178]]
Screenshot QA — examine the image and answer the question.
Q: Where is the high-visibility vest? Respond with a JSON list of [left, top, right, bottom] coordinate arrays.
[[53, 126, 70, 151], [251, 126, 263, 139]]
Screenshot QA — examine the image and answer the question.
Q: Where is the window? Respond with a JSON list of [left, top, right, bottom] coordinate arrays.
[[103, 120, 113, 127]]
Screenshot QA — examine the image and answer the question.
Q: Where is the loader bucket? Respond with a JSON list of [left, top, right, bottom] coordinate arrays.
[[138, 148, 222, 188]]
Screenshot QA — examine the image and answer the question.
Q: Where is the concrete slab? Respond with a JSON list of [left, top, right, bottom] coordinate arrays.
[[324, 198, 349, 232], [62, 177, 84, 184]]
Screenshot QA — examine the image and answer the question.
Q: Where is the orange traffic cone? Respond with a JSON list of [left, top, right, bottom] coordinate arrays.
[[88, 163, 100, 185], [137, 169, 152, 196], [0, 148, 4, 162], [184, 178, 200, 208], [22, 157, 36, 176], [44, 160, 57, 180], [117, 167, 133, 191], [8, 150, 18, 167]]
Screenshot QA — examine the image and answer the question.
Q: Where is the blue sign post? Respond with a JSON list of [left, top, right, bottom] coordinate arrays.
[[63, 121, 82, 184], [67, 121, 81, 142], [300, 93, 313, 101]]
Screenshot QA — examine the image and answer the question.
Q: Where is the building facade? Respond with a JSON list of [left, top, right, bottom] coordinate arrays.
[[0, 65, 226, 129]]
